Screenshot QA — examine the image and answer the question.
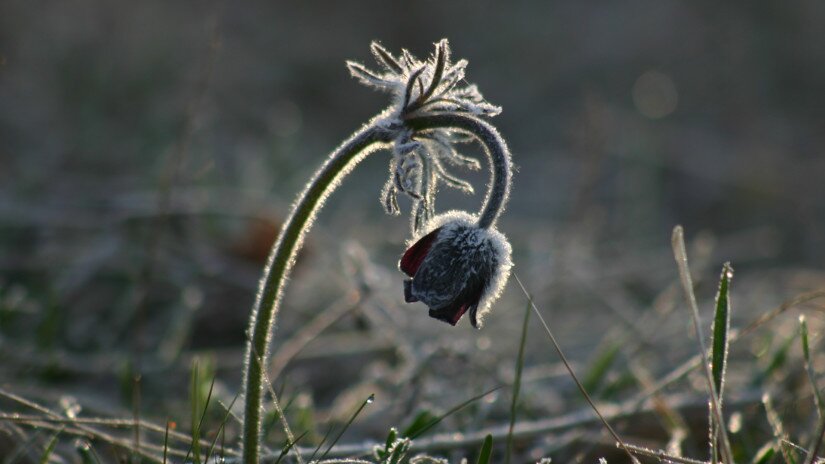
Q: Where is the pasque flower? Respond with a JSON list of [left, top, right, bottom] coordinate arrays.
[[348, 40, 514, 327], [242, 39, 514, 461], [400, 211, 512, 328]]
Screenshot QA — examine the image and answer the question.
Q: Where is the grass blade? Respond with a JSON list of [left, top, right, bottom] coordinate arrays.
[[506, 298, 531, 464], [75, 441, 102, 464], [711, 263, 733, 399], [308, 423, 336, 463], [408, 386, 502, 440], [190, 360, 201, 464], [763, 392, 798, 464], [402, 411, 438, 439], [38, 428, 62, 464], [184, 362, 215, 464], [800, 316, 824, 419], [476, 434, 493, 464], [671, 226, 734, 464], [751, 442, 776, 464], [319, 394, 375, 461], [274, 431, 308, 464], [582, 341, 621, 396], [162, 420, 170, 464], [205, 393, 240, 463], [805, 416, 825, 464], [803, 314, 825, 464], [709, 263, 733, 463]]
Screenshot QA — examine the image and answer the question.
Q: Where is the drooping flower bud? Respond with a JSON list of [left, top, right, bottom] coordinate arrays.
[[399, 211, 512, 328]]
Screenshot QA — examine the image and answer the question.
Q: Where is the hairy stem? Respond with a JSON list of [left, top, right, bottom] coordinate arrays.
[[406, 113, 512, 229], [241, 119, 390, 463]]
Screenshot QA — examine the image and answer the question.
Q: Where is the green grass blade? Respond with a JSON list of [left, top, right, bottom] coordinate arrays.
[[408, 386, 502, 439], [582, 341, 621, 396], [671, 227, 734, 464], [190, 360, 201, 464], [38, 429, 62, 464], [709, 263, 732, 464], [308, 423, 336, 463], [319, 393, 374, 461], [184, 362, 215, 464], [75, 441, 102, 464], [386, 438, 412, 464], [476, 434, 493, 464], [763, 392, 798, 464], [375, 427, 399, 460], [205, 392, 240, 463], [805, 416, 825, 464], [162, 420, 170, 464], [402, 410, 438, 439], [711, 263, 733, 400], [506, 298, 531, 464], [800, 316, 824, 419], [751, 443, 775, 464], [274, 430, 308, 464]]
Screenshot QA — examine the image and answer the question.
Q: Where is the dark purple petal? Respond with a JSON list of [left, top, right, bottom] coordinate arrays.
[[403, 279, 418, 303], [428, 293, 482, 327], [399, 228, 441, 276], [428, 301, 472, 326], [467, 299, 482, 329]]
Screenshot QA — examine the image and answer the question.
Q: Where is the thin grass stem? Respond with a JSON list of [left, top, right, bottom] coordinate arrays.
[[319, 395, 374, 461], [671, 226, 734, 464], [512, 272, 641, 464], [505, 297, 531, 464]]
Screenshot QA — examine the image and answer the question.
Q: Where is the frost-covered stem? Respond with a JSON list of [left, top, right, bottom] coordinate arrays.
[[405, 113, 511, 229], [241, 120, 391, 463]]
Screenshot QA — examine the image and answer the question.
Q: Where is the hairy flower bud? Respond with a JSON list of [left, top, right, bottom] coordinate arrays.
[[399, 211, 512, 328]]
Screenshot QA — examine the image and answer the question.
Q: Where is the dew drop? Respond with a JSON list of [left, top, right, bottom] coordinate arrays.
[[367, 394, 375, 404]]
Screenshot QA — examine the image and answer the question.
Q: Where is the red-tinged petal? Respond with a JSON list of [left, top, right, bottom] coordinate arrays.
[[399, 228, 441, 276], [451, 303, 470, 325]]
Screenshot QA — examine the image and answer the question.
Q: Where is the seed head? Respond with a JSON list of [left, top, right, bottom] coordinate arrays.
[[347, 39, 501, 231]]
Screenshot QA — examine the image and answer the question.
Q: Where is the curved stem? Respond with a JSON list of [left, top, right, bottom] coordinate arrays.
[[405, 113, 511, 229], [241, 120, 390, 463]]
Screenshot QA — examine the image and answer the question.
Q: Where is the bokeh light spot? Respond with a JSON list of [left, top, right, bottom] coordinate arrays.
[[632, 70, 678, 119]]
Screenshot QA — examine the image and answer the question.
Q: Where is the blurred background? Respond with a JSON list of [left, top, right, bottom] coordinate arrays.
[[1, 0, 824, 461]]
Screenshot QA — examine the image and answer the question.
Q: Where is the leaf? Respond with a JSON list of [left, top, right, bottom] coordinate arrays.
[[346, 61, 391, 90], [387, 438, 412, 464], [477, 434, 494, 464], [421, 39, 448, 102], [711, 262, 733, 400], [374, 427, 399, 460], [370, 42, 404, 73]]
